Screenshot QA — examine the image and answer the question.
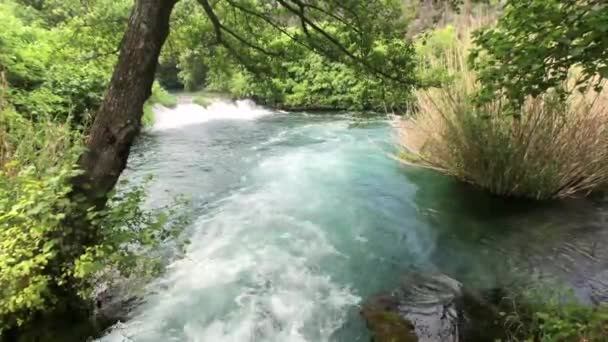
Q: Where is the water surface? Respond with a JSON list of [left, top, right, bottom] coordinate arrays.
[[102, 100, 608, 341]]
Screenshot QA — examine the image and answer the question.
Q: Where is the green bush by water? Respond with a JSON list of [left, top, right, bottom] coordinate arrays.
[[499, 283, 608, 341], [165, 2, 417, 113], [0, 0, 128, 124], [0, 79, 188, 334], [529, 303, 608, 341], [204, 37, 416, 112], [148, 82, 178, 108]]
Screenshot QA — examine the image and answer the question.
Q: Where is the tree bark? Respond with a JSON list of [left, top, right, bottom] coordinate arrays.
[[73, 0, 178, 208], [28, 2, 180, 333]]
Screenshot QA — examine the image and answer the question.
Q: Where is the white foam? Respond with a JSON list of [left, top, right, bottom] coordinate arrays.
[[152, 99, 272, 131], [100, 121, 399, 342], [100, 152, 360, 341]]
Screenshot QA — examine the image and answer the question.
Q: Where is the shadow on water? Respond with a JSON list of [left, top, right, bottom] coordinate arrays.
[[403, 166, 608, 304]]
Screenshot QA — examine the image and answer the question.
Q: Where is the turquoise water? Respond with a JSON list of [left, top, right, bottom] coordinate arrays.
[[101, 100, 608, 341]]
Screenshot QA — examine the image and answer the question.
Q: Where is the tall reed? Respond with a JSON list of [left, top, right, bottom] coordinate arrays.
[[398, 29, 608, 200]]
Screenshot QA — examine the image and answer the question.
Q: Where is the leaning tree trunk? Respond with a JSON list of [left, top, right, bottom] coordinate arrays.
[[73, 0, 178, 208], [20, 0, 180, 335]]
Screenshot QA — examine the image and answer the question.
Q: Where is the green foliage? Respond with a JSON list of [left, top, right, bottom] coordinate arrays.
[[416, 25, 458, 60], [74, 179, 189, 297], [531, 304, 608, 341], [0, 0, 128, 122], [414, 25, 459, 87], [499, 284, 608, 341], [142, 104, 155, 128], [156, 57, 184, 90], [0, 164, 78, 331], [161, 0, 213, 91], [204, 28, 416, 112], [0, 95, 189, 334], [471, 0, 608, 105], [0, 106, 82, 331], [164, 0, 418, 112], [149, 82, 178, 108], [192, 95, 212, 107]]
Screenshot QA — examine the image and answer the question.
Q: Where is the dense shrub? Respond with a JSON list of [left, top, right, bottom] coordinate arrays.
[[525, 303, 608, 341], [156, 57, 185, 90], [192, 94, 212, 107], [0, 83, 187, 334], [163, 0, 418, 112], [0, 0, 127, 123]]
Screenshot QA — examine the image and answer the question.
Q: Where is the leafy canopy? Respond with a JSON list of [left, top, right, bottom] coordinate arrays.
[[0, 0, 128, 122], [161, 0, 417, 111], [471, 0, 608, 105]]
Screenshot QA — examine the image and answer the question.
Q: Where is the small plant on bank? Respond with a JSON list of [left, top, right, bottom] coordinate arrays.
[[499, 283, 608, 341], [149, 82, 178, 108], [193, 94, 211, 107], [397, 28, 608, 200], [142, 82, 178, 127]]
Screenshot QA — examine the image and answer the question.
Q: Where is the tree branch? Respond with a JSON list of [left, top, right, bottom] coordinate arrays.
[[196, 0, 271, 76], [292, 0, 360, 35], [275, 0, 407, 84], [196, 0, 279, 57], [222, 0, 320, 57], [199, 0, 409, 84]]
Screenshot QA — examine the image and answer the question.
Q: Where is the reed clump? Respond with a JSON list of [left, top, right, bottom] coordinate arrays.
[[398, 28, 608, 200]]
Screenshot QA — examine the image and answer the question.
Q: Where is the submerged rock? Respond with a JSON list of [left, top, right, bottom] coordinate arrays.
[[361, 271, 504, 342], [361, 295, 419, 342]]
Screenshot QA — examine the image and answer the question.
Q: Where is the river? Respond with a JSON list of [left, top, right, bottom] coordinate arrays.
[[101, 99, 608, 341]]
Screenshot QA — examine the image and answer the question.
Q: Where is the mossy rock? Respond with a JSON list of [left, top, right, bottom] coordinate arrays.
[[361, 294, 418, 342], [361, 271, 507, 342]]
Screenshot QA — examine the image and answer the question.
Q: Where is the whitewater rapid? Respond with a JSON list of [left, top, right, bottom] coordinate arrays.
[[101, 99, 423, 342], [151, 99, 272, 131]]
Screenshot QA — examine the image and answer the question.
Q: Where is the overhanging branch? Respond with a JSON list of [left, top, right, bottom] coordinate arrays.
[[275, 0, 407, 84], [196, 0, 271, 76], [197, 0, 409, 84], [196, 0, 280, 58]]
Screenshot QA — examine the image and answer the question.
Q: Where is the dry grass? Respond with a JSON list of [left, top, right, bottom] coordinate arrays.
[[398, 30, 608, 200]]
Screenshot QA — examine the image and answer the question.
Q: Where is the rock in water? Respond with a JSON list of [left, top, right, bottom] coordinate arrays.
[[361, 294, 419, 342], [361, 271, 504, 342], [362, 272, 461, 342]]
